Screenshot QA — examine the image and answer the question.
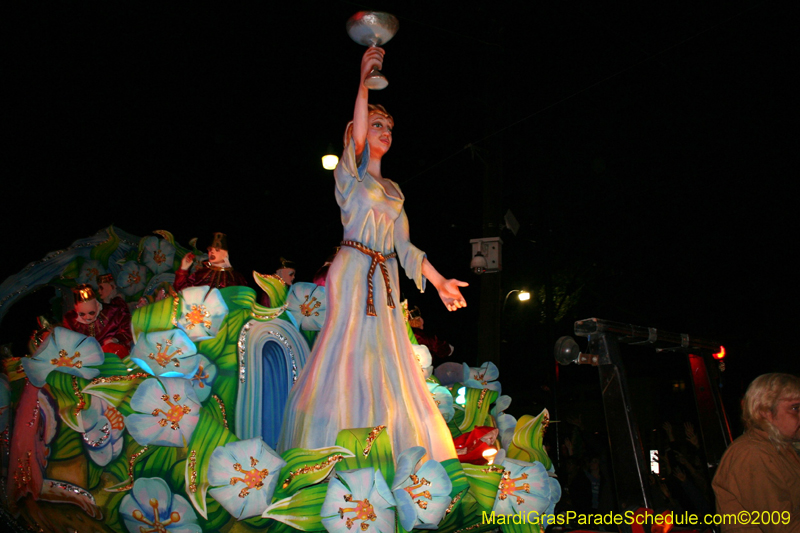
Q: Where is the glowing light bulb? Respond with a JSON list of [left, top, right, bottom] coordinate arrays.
[[482, 448, 498, 465], [456, 386, 466, 406], [322, 154, 339, 170]]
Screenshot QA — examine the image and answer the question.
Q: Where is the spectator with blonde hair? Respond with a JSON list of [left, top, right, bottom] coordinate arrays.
[[712, 373, 800, 532]]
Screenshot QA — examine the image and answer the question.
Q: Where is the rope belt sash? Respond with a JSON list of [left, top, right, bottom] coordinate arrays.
[[340, 240, 397, 316]]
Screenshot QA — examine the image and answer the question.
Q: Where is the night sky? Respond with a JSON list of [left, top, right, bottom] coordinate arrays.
[[5, 2, 796, 432]]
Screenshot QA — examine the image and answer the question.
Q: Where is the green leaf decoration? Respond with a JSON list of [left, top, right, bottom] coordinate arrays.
[[506, 409, 552, 470], [428, 458, 472, 532], [48, 422, 83, 461], [462, 463, 504, 513], [184, 407, 239, 519], [205, 393, 229, 428], [60, 257, 81, 281], [442, 458, 470, 500], [408, 319, 418, 344], [300, 329, 317, 350], [95, 353, 132, 375], [437, 492, 482, 533], [199, 498, 232, 533], [90, 226, 120, 265], [136, 445, 178, 480], [447, 407, 465, 439], [104, 447, 131, 484], [194, 312, 246, 433], [100, 488, 129, 533], [87, 459, 103, 490], [274, 446, 355, 500], [261, 483, 328, 531], [334, 426, 395, 486], [153, 229, 176, 246], [458, 387, 498, 433], [82, 362, 148, 407], [197, 308, 247, 372], [172, 458, 187, 494], [210, 375, 237, 422], [131, 295, 175, 339], [253, 272, 289, 308], [46, 371, 91, 432], [242, 515, 271, 530], [219, 285, 258, 311]]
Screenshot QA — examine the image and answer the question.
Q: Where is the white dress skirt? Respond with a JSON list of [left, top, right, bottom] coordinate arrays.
[[277, 140, 457, 462]]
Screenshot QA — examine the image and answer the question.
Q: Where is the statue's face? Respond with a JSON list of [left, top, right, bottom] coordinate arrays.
[[276, 267, 296, 286], [207, 247, 229, 266], [97, 281, 117, 302], [367, 114, 393, 157], [75, 300, 101, 325]]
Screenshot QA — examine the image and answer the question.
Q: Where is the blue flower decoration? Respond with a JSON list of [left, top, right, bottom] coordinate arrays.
[[141, 236, 176, 275], [21, 327, 104, 387], [119, 477, 201, 533], [176, 286, 228, 342], [321, 468, 396, 533], [207, 438, 286, 520], [131, 330, 200, 379], [492, 458, 553, 519], [117, 261, 147, 296], [189, 354, 217, 402], [412, 344, 433, 379], [542, 466, 562, 529], [80, 396, 125, 466], [285, 282, 326, 331], [125, 378, 200, 447], [76, 259, 107, 288], [463, 361, 502, 394], [426, 381, 455, 422], [391, 447, 453, 530], [490, 395, 517, 451]]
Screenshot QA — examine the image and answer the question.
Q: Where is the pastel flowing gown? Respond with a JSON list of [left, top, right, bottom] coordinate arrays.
[[278, 141, 458, 462]]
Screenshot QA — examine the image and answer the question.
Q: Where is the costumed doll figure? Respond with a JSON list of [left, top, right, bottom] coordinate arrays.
[[279, 46, 467, 462], [257, 257, 297, 306], [97, 273, 130, 311], [173, 232, 249, 291], [62, 284, 132, 356]]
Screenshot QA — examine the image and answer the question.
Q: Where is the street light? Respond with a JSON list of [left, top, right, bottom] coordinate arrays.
[[322, 143, 339, 170], [503, 289, 531, 312]]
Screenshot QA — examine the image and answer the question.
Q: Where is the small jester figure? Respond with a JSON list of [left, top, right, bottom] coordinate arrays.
[[173, 232, 249, 292], [62, 284, 132, 357]]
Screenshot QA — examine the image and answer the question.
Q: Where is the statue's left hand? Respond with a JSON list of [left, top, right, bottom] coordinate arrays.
[[438, 279, 468, 311]]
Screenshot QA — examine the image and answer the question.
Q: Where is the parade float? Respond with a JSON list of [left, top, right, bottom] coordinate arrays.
[[0, 227, 560, 533]]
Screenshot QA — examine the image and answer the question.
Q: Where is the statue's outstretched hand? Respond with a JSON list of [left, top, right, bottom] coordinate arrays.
[[438, 279, 468, 311], [361, 46, 385, 84]]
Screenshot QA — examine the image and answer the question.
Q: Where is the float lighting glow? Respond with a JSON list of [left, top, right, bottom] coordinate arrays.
[[456, 386, 466, 406], [713, 346, 726, 360], [482, 448, 498, 465]]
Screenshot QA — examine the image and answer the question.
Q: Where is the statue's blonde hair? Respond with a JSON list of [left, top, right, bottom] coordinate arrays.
[[742, 373, 800, 449], [343, 104, 394, 149]]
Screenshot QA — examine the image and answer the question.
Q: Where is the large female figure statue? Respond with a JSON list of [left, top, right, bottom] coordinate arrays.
[[278, 47, 467, 462]]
